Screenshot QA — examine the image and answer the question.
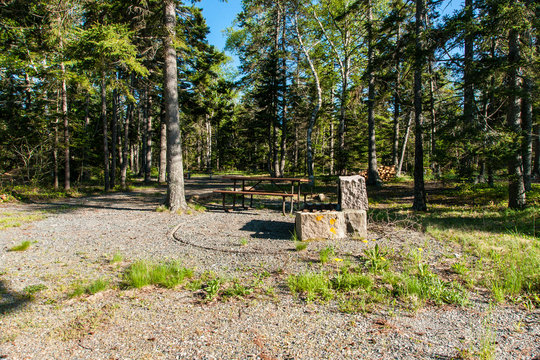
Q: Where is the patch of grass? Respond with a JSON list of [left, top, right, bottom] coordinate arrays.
[[155, 205, 169, 212], [393, 271, 469, 307], [368, 182, 540, 307], [221, 279, 253, 299], [123, 260, 193, 289], [23, 284, 47, 297], [203, 278, 222, 301], [7, 240, 32, 252], [295, 241, 307, 251], [69, 278, 110, 298], [363, 244, 390, 273], [319, 246, 335, 264], [288, 271, 333, 302], [240, 237, 249, 246], [111, 252, 124, 264], [331, 268, 373, 292], [0, 212, 44, 230], [189, 203, 207, 212]]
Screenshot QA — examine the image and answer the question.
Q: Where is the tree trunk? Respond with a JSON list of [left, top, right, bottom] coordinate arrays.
[[101, 73, 110, 191], [412, 0, 427, 211], [366, 0, 381, 186], [462, 0, 474, 178], [80, 93, 90, 182], [295, 11, 322, 183], [164, 0, 187, 211], [397, 111, 412, 177], [507, 29, 526, 209], [159, 100, 167, 183], [111, 88, 118, 188], [392, 25, 401, 168], [144, 88, 153, 183], [521, 30, 533, 191], [121, 81, 133, 190], [533, 124, 540, 178], [61, 62, 70, 190], [53, 90, 59, 190], [205, 114, 212, 172]]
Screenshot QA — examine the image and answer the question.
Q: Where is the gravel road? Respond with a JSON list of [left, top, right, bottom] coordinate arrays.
[[0, 183, 538, 359]]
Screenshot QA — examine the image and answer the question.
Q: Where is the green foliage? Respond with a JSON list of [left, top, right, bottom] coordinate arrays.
[[288, 272, 333, 302], [319, 246, 335, 264], [111, 253, 124, 264], [69, 278, 109, 298], [8, 241, 32, 252], [295, 242, 308, 251], [363, 244, 390, 273], [123, 260, 193, 289], [23, 284, 47, 296]]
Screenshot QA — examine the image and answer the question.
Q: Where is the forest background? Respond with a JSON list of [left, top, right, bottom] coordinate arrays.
[[0, 0, 538, 210]]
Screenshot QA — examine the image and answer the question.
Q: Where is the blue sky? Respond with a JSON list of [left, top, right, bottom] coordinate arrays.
[[198, 0, 243, 66], [197, 0, 463, 68]]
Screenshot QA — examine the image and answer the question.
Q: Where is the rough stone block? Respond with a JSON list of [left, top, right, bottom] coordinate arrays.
[[343, 209, 367, 238], [295, 211, 346, 241], [338, 175, 368, 210]]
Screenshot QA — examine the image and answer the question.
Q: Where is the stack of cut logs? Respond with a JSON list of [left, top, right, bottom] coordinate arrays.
[[358, 165, 396, 183]]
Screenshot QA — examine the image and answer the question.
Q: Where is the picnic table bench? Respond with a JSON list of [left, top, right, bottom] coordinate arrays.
[[214, 176, 309, 214]]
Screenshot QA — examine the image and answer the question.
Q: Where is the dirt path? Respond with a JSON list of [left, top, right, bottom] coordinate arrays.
[[0, 179, 538, 359]]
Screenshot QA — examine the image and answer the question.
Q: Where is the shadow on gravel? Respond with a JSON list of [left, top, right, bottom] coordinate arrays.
[[241, 219, 294, 240], [0, 280, 32, 315]]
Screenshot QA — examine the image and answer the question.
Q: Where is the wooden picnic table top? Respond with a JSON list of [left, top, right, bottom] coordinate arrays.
[[221, 175, 310, 182]]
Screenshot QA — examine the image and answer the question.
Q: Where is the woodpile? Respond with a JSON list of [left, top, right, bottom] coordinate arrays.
[[358, 165, 396, 183]]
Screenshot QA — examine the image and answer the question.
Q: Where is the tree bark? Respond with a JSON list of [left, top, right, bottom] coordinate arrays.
[[392, 25, 401, 168], [101, 72, 110, 191], [159, 100, 167, 183], [521, 30, 533, 191], [366, 0, 381, 186], [80, 93, 90, 182], [61, 61, 70, 190], [111, 88, 118, 188], [53, 90, 59, 190], [397, 111, 412, 177], [121, 80, 133, 190], [507, 29, 526, 209], [412, 0, 427, 211], [144, 88, 153, 183], [164, 0, 187, 211], [295, 11, 322, 183], [205, 114, 212, 172]]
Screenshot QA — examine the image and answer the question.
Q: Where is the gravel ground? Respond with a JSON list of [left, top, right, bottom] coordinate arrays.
[[0, 184, 539, 360]]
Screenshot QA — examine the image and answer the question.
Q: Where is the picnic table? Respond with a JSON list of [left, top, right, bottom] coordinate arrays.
[[214, 175, 310, 214]]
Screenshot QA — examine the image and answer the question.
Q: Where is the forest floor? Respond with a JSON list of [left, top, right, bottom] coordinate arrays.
[[0, 177, 539, 359]]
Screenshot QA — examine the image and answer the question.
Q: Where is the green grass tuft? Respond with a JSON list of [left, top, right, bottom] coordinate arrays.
[[69, 278, 109, 298], [295, 241, 307, 251], [8, 240, 32, 252], [288, 271, 333, 302], [319, 246, 335, 264], [124, 260, 193, 289]]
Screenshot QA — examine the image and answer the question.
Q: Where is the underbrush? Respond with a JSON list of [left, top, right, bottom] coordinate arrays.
[[288, 245, 470, 311], [368, 181, 540, 307]]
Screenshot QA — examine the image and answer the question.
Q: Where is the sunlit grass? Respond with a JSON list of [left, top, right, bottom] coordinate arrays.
[[7, 240, 32, 251], [123, 260, 193, 289], [0, 212, 45, 230]]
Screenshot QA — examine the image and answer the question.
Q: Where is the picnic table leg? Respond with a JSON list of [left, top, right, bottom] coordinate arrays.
[[290, 196, 294, 214], [297, 181, 301, 210], [250, 195, 253, 208]]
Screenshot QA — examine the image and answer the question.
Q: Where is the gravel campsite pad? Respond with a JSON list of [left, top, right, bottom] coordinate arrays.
[[1, 187, 539, 359]]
